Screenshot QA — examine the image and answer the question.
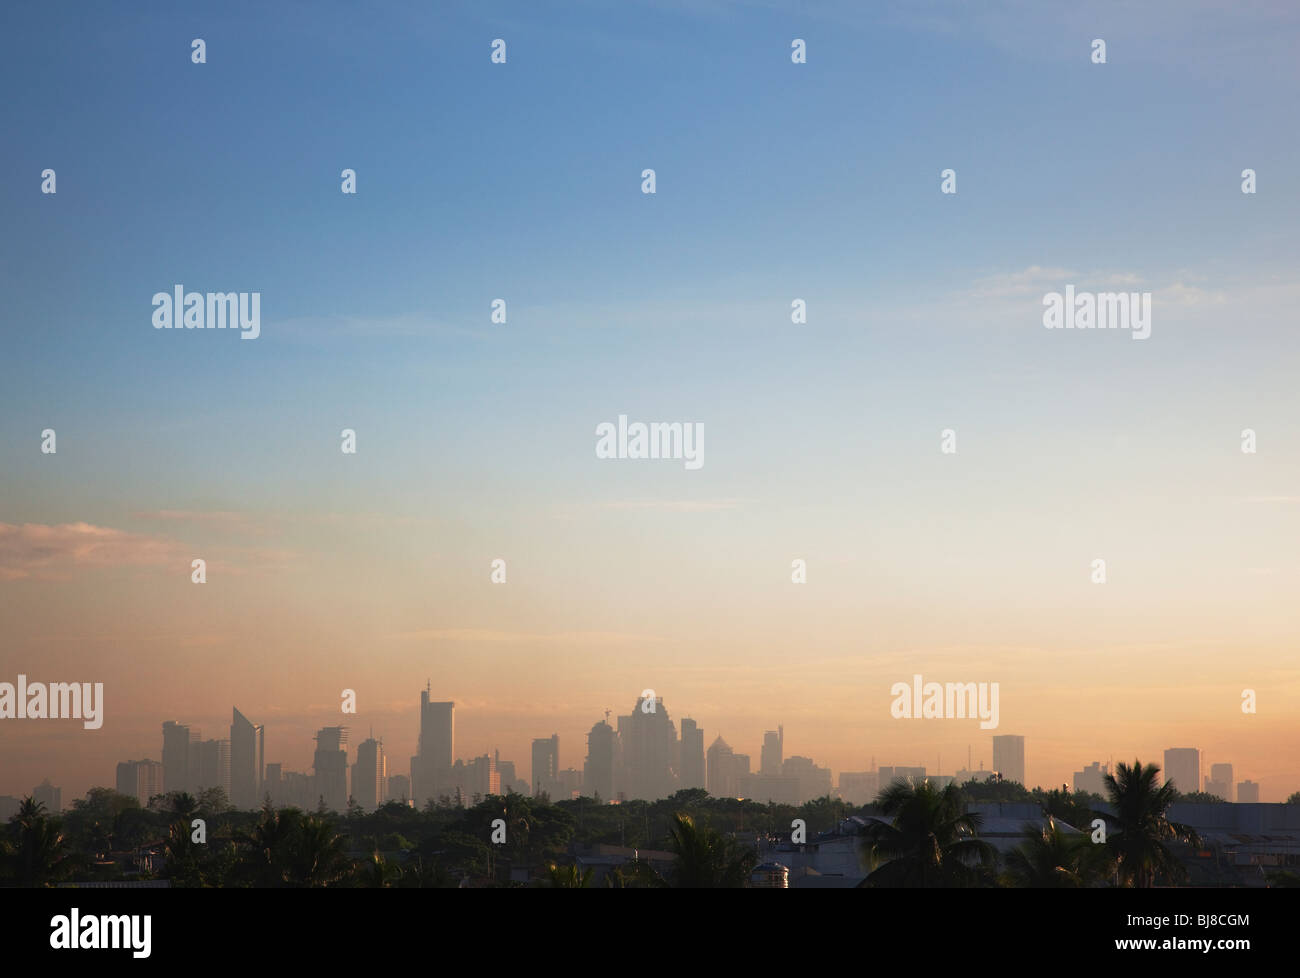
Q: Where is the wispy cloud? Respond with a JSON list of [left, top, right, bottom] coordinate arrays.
[[967, 266, 1075, 299], [597, 498, 748, 512], [0, 521, 295, 581], [389, 628, 664, 646], [0, 522, 180, 581]]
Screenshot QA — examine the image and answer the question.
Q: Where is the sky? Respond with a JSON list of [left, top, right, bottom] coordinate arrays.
[[2, 0, 1298, 802]]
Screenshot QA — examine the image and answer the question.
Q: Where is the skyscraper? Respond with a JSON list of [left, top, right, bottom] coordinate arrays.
[[1237, 781, 1260, 803], [679, 718, 705, 790], [584, 718, 616, 802], [230, 707, 264, 811], [761, 726, 784, 776], [116, 759, 164, 806], [386, 774, 411, 804], [1206, 762, 1234, 801], [33, 780, 61, 813], [314, 726, 349, 812], [617, 694, 678, 801], [707, 736, 748, 798], [353, 736, 387, 811], [1163, 748, 1200, 794], [412, 690, 454, 808], [162, 721, 192, 795], [532, 734, 559, 796], [195, 738, 232, 798], [992, 735, 1026, 787]]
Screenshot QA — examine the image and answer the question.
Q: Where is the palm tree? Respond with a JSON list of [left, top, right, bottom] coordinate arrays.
[[237, 805, 304, 886], [858, 780, 995, 887], [1005, 817, 1089, 887], [543, 861, 594, 888], [290, 814, 350, 887], [5, 797, 74, 887], [359, 850, 402, 888], [1098, 759, 1200, 887], [666, 812, 756, 888]]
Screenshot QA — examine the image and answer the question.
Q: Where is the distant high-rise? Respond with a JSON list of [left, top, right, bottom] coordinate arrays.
[[162, 721, 193, 795], [1237, 781, 1260, 803], [264, 763, 282, 806], [992, 735, 1026, 787], [387, 774, 411, 804], [195, 739, 232, 798], [32, 779, 61, 813], [782, 755, 832, 803], [314, 726, 349, 812], [679, 718, 705, 790], [1163, 748, 1200, 795], [532, 734, 559, 796], [707, 736, 749, 798], [1206, 763, 1234, 801], [878, 765, 926, 789], [761, 726, 784, 777], [352, 737, 387, 811], [497, 756, 517, 792], [584, 718, 616, 802], [412, 691, 454, 807], [116, 759, 164, 805], [1073, 761, 1109, 796], [838, 771, 880, 806], [230, 707, 264, 811], [617, 694, 678, 800]]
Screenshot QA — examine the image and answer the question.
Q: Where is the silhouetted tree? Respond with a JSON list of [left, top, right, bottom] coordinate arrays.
[[1097, 759, 1200, 888], [666, 812, 755, 887], [858, 780, 995, 887]]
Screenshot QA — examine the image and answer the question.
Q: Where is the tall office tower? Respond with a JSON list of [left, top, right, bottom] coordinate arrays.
[[187, 733, 203, 793], [783, 755, 832, 803], [116, 759, 164, 805], [1073, 761, 1109, 796], [195, 739, 232, 798], [532, 734, 559, 795], [351, 737, 386, 810], [138, 759, 164, 804], [497, 757, 517, 792], [707, 736, 744, 797], [679, 718, 705, 790], [468, 753, 500, 797], [1237, 781, 1260, 803], [838, 771, 880, 806], [313, 726, 349, 812], [761, 726, 784, 777], [584, 718, 616, 802], [386, 774, 411, 804], [413, 690, 454, 807], [992, 735, 1026, 787], [1163, 748, 1200, 795], [32, 780, 61, 813], [1206, 763, 1234, 801], [617, 694, 678, 801], [162, 721, 192, 795], [264, 763, 282, 806], [230, 707, 264, 811]]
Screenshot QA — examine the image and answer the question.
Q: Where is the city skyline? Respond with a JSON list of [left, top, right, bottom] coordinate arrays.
[[3, 683, 1289, 807]]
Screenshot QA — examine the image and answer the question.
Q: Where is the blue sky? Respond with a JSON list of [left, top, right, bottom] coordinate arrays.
[[3, 1, 1299, 797]]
